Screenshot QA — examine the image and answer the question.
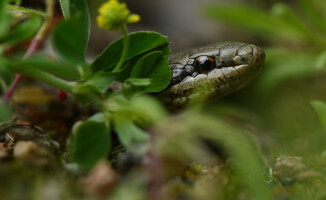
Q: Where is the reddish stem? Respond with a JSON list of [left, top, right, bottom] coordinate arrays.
[[4, 74, 22, 100], [3, 0, 54, 101], [4, 39, 41, 101], [23, 39, 40, 59]]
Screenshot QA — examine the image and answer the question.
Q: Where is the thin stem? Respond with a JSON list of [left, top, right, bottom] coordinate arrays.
[[10, 66, 75, 92], [4, 75, 22, 100], [37, 0, 54, 39], [7, 5, 47, 18], [114, 24, 129, 72], [4, 0, 55, 100]]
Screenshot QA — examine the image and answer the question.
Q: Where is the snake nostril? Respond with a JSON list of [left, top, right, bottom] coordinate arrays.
[[241, 57, 247, 64], [224, 60, 236, 66]]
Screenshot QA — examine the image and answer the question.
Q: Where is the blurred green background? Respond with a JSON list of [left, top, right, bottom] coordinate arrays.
[[201, 0, 326, 163]]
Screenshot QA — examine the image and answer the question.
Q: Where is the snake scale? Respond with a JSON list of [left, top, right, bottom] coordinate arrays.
[[157, 42, 265, 106]]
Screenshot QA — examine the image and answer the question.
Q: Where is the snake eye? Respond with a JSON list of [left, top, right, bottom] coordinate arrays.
[[195, 56, 215, 74]]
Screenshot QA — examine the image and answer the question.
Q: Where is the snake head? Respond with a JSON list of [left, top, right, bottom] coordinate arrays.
[[159, 42, 265, 106]]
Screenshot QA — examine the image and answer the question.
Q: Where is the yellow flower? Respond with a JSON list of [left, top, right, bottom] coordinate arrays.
[[97, 0, 141, 31]]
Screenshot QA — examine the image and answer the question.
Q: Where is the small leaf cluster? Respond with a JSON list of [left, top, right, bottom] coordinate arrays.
[[0, 0, 171, 170]]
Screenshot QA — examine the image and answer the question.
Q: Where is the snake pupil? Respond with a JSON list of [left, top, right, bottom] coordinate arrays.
[[195, 56, 215, 74]]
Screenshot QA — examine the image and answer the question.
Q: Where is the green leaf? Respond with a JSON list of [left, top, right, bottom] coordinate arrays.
[[130, 51, 171, 92], [113, 115, 149, 155], [59, 0, 70, 19], [74, 72, 116, 95], [52, 19, 88, 64], [0, 0, 11, 38], [122, 78, 151, 99], [0, 100, 11, 122], [0, 14, 12, 40], [70, 120, 110, 170], [299, 0, 326, 34], [0, 56, 13, 89], [126, 78, 151, 87], [311, 101, 326, 132], [0, 16, 42, 46], [88, 113, 107, 124], [131, 51, 162, 77], [0, 68, 13, 90], [59, 0, 90, 56], [91, 32, 170, 72], [271, 3, 326, 46], [104, 95, 167, 126], [113, 42, 170, 83]]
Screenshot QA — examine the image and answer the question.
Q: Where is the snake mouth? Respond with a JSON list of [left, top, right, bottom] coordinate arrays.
[[159, 43, 265, 106]]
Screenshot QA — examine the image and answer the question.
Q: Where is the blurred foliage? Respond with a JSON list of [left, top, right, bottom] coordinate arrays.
[[312, 101, 326, 131], [70, 120, 111, 170], [0, 100, 11, 121], [205, 0, 326, 92], [153, 112, 273, 200], [203, 1, 326, 198], [203, 0, 326, 153]]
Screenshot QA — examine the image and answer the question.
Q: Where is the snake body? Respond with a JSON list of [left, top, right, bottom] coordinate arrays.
[[158, 42, 265, 106]]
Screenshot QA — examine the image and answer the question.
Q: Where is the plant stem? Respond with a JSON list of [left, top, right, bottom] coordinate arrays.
[[4, 75, 22, 100], [114, 24, 129, 72], [10, 66, 75, 92], [26, 0, 54, 58], [4, 0, 55, 100], [7, 5, 47, 18]]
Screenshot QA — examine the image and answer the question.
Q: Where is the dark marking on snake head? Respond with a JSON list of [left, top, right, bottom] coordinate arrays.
[[224, 60, 236, 67], [172, 69, 184, 79], [171, 69, 188, 86], [241, 57, 247, 64], [192, 71, 198, 77], [185, 65, 195, 75]]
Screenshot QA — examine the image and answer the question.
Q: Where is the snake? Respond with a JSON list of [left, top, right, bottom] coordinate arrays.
[[157, 42, 265, 106]]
